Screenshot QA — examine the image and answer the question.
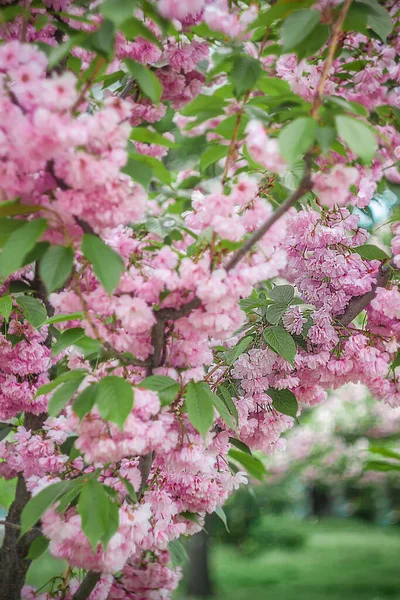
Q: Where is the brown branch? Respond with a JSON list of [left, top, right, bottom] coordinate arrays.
[[119, 77, 136, 100], [138, 451, 154, 499], [310, 0, 353, 118], [72, 571, 101, 600], [46, 159, 70, 191], [225, 161, 313, 271], [146, 297, 202, 376], [336, 262, 392, 326], [73, 216, 97, 236]]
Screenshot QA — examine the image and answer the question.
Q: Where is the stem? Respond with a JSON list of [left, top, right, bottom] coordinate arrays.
[[72, 571, 101, 600], [70, 57, 106, 113], [310, 0, 353, 118], [221, 107, 246, 183]]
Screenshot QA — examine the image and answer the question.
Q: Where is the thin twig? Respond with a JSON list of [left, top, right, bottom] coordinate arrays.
[[0, 521, 41, 534], [310, 0, 353, 118], [225, 159, 313, 271]]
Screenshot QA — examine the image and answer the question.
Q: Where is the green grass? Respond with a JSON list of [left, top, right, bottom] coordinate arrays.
[[210, 518, 400, 600]]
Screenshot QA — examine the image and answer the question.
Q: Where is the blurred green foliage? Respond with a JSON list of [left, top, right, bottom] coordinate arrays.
[[210, 518, 400, 600]]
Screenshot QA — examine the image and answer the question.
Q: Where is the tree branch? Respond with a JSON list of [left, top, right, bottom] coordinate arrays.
[[225, 161, 313, 271], [72, 571, 101, 600], [138, 451, 154, 499], [336, 262, 392, 326]]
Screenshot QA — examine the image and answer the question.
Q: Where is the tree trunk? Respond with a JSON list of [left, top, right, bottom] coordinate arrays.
[[186, 524, 213, 599], [0, 413, 46, 600]]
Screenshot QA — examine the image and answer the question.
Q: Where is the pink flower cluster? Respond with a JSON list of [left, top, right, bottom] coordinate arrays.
[[0, 42, 146, 237]]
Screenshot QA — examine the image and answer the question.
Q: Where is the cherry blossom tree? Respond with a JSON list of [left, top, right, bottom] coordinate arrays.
[[0, 1, 399, 599]]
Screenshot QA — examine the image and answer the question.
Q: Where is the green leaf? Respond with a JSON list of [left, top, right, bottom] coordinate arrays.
[[335, 115, 377, 163], [139, 375, 180, 406], [122, 155, 153, 188], [279, 117, 316, 164], [27, 536, 50, 560], [48, 36, 77, 69], [169, 539, 188, 568], [185, 381, 214, 439], [21, 481, 72, 535], [48, 376, 85, 417], [229, 437, 252, 456], [224, 336, 253, 366], [326, 96, 368, 117], [120, 16, 162, 48], [55, 476, 85, 513], [369, 446, 400, 461], [16, 296, 47, 329], [81, 234, 124, 295], [217, 385, 239, 425], [294, 23, 330, 60], [42, 312, 83, 326], [127, 151, 171, 184], [0, 202, 42, 218], [0, 422, 12, 441], [22, 241, 50, 267], [200, 144, 229, 173], [181, 511, 199, 523], [124, 59, 162, 104], [281, 9, 320, 52], [73, 384, 98, 420], [0, 218, 25, 247], [257, 76, 291, 96], [84, 19, 116, 57], [263, 325, 296, 365], [35, 370, 87, 397], [362, 0, 393, 41], [228, 449, 267, 480], [215, 506, 229, 532], [77, 480, 113, 552], [181, 94, 226, 117], [365, 460, 400, 472], [101, 498, 119, 549], [119, 476, 138, 503], [0, 294, 12, 322], [52, 327, 85, 357], [230, 55, 262, 98], [352, 244, 389, 261], [265, 302, 288, 325], [39, 246, 74, 293], [130, 127, 176, 147], [251, 0, 315, 28], [269, 285, 294, 304], [0, 218, 47, 278], [200, 383, 235, 430], [315, 126, 337, 153], [268, 387, 298, 418], [99, 0, 135, 26], [96, 376, 134, 430]]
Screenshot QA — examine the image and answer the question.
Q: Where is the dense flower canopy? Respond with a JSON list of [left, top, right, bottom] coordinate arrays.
[[0, 0, 400, 599]]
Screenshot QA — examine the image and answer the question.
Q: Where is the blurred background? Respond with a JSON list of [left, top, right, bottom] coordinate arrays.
[[178, 383, 400, 600]]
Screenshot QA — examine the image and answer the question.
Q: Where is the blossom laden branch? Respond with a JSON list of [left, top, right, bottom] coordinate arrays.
[[337, 262, 393, 327]]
